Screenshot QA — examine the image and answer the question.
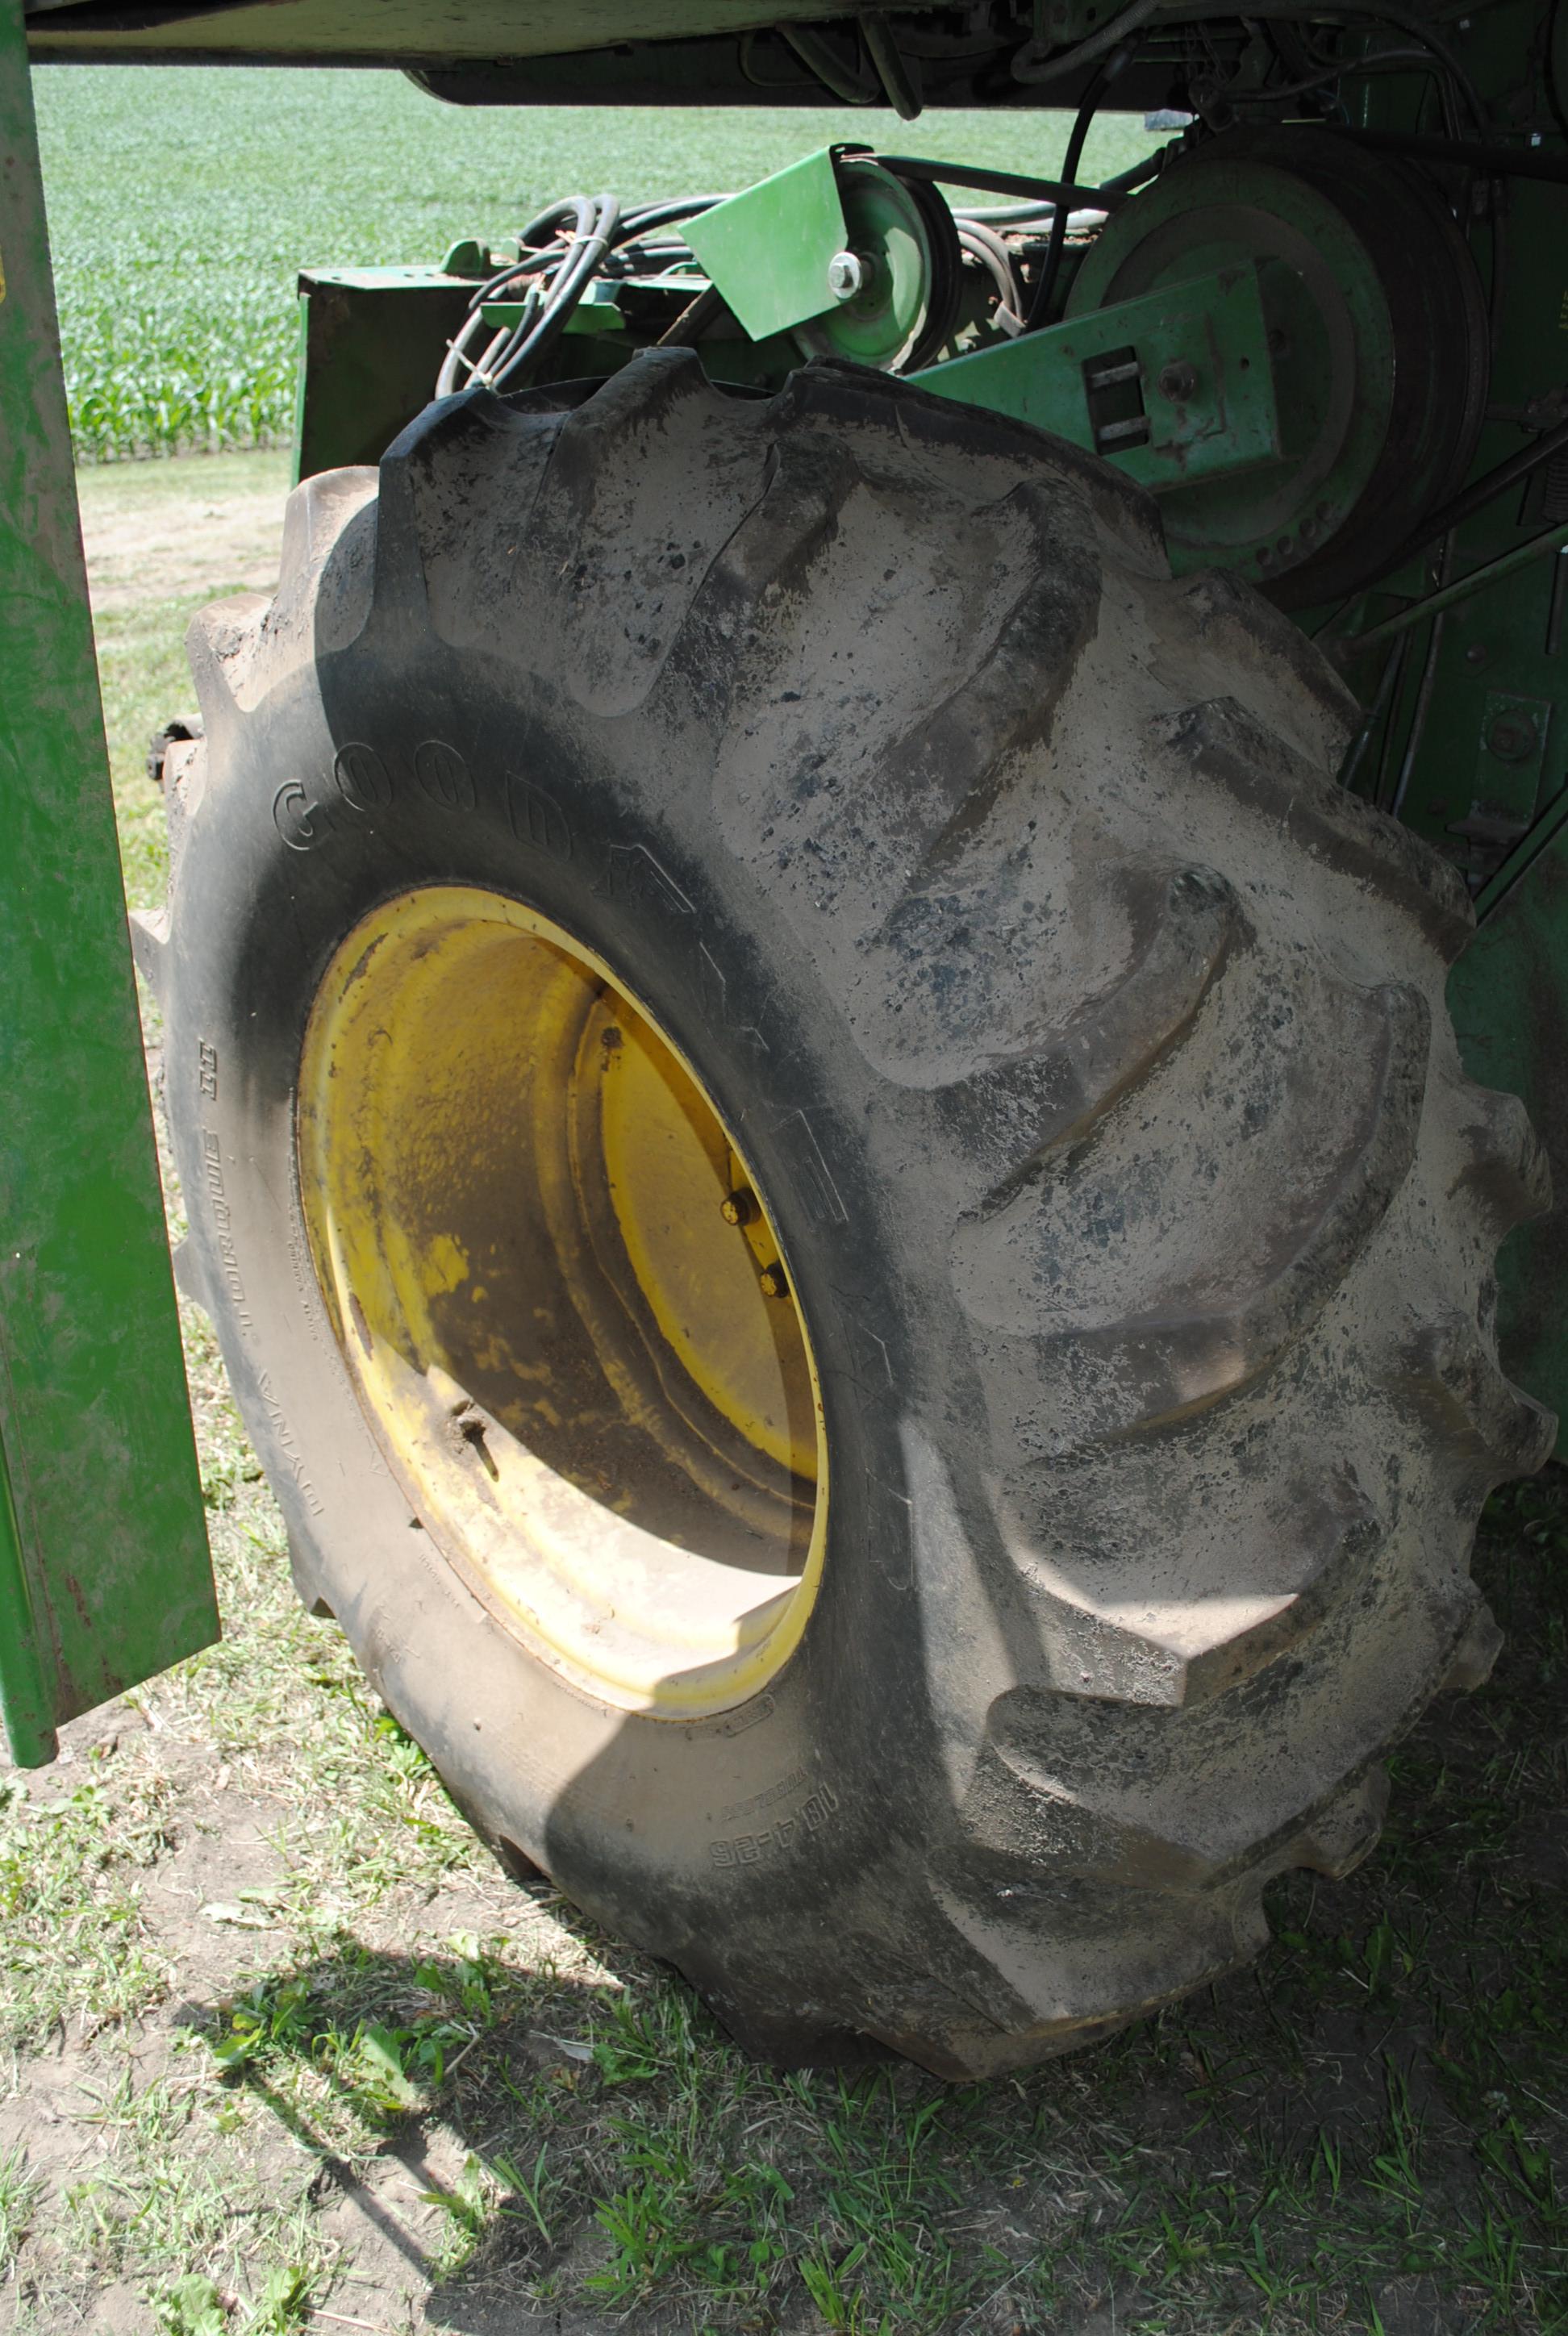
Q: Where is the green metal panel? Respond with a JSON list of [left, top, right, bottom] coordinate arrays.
[[685, 148, 849, 342], [911, 265, 1279, 500], [480, 273, 707, 336], [1332, 144, 1568, 1450], [0, 0, 217, 1764], [295, 265, 475, 481], [1338, 526, 1568, 655]]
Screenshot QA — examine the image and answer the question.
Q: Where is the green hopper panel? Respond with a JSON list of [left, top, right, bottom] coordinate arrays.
[[294, 264, 474, 481]]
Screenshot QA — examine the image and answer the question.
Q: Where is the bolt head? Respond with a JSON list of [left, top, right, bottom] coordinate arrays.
[[827, 250, 866, 302], [719, 1188, 758, 1228], [759, 1262, 790, 1299], [1157, 359, 1198, 403], [1487, 714, 1538, 763]]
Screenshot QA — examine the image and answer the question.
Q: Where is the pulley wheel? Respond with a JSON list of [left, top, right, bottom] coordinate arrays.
[[794, 158, 961, 374], [1067, 128, 1489, 607]]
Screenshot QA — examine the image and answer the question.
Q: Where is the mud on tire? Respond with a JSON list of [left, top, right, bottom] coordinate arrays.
[[139, 352, 1554, 2078]]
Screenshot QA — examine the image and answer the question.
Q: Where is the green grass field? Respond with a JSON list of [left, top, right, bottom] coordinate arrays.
[[34, 66, 1151, 463], [10, 63, 1568, 2336]]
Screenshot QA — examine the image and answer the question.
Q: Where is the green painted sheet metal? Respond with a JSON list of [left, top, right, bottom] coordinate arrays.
[[911, 264, 1280, 498], [1334, 147, 1568, 1451], [0, 1440, 56, 1767], [480, 274, 707, 336], [1343, 525, 1568, 654], [295, 265, 474, 481], [685, 148, 848, 341], [0, 0, 217, 1764]]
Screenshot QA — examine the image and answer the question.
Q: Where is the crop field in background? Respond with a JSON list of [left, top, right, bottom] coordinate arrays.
[[34, 69, 1150, 462]]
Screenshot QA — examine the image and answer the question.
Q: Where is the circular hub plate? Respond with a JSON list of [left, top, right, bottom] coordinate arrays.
[[794, 158, 957, 373], [1069, 130, 1487, 604], [297, 885, 828, 1717]]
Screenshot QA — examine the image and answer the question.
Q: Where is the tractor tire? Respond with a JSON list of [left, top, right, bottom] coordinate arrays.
[[140, 353, 1553, 2079]]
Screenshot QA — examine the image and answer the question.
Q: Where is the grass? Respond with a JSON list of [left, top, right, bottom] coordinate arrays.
[[34, 67, 1153, 461], [0, 1761, 177, 2050], [0, 2147, 44, 2280]]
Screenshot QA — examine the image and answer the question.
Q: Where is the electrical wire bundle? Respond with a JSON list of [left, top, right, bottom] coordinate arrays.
[[950, 205, 1040, 336], [432, 174, 1124, 399], [436, 193, 724, 398]]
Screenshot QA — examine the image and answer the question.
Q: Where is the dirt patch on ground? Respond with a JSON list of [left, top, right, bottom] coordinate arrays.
[[77, 449, 290, 614]]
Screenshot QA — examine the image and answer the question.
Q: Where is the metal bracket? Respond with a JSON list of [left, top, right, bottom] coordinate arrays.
[[910, 264, 1281, 495], [684, 148, 856, 343]]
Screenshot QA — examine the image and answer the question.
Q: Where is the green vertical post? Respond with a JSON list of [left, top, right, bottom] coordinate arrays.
[[0, 0, 218, 1764]]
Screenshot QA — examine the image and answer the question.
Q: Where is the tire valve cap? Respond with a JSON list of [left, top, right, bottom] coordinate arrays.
[[759, 1262, 790, 1299], [719, 1187, 759, 1227]]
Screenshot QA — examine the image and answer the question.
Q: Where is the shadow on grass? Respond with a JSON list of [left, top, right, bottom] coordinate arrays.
[[173, 1479, 1568, 2336], [172, 1920, 629, 2326]]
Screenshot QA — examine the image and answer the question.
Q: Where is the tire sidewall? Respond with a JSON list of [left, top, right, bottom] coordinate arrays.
[[167, 625, 942, 1997]]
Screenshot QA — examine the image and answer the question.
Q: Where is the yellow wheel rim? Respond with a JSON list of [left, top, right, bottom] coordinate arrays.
[[297, 885, 828, 1717]]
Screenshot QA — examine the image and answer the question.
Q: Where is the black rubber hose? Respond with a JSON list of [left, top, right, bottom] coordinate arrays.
[[1024, 44, 1134, 331], [471, 193, 619, 394], [778, 22, 878, 104], [1332, 127, 1568, 187], [504, 194, 621, 383], [613, 196, 726, 243], [878, 156, 1131, 210], [862, 13, 922, 121], [1011, 0, 1161, 86], [1097, 147, 1170, 195]]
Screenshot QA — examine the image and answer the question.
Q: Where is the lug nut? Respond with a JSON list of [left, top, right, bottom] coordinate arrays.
[[758, 1262, 790, 1299], [719, 1187, 758, 1227], [827, 249, 869, 301]]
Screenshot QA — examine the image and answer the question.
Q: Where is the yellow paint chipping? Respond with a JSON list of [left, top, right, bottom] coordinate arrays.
[[296, 884, 827, 1717]]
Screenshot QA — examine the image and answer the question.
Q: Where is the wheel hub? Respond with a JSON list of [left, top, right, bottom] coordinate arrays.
[[296, 884, 828, 1717]]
